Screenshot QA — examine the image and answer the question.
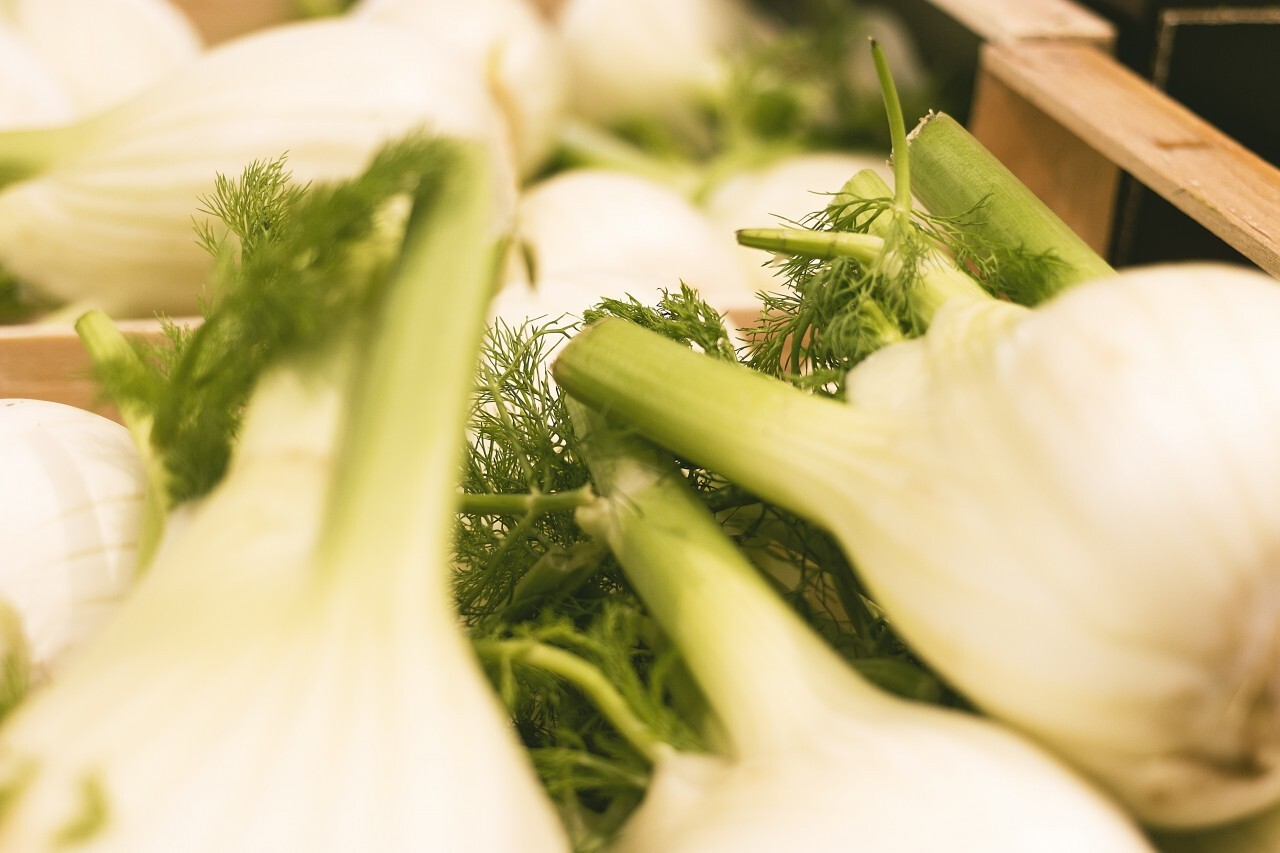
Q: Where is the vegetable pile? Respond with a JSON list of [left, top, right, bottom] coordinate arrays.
[[0, 2, 1278, 852]]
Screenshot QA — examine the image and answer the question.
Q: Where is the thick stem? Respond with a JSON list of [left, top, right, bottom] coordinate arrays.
[[907, 112, 1115, 297], [569, 400, 868, 758], [460, 486, 596, 517], [736, 227, 884, 263], [839, 168, 894, 212], [500, 538, 610, 621], [554, 119, 701, 196], [484, 639, 667, 764], [74, 310, 171, 573], [316, 143, 500, 592], [0, 124, 87, 188], [555, 319, 877, 530], [871, 39, 912, 216]]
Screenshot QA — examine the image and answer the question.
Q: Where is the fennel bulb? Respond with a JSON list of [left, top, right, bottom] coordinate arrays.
[[553, 0, 766, 135], [1, 0, 203, 116], [350, 0, 569, 178], [510, 168, 758, 321], [554, 262, 1280, 829], [0, 144, 569, 851], [0, 399, 143, 682], [570, 404, 1153, 852], [0, 18, 518, 318], [0, 28, 73, 131]]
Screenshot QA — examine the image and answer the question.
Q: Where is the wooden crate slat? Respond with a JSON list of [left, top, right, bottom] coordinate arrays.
[[923, 0, 1116, 45], [978, 39, 1280, 277]]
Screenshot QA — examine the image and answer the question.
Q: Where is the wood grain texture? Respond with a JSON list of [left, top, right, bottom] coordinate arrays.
[[979, 40, 1280, 276], [925, 0, 1115, 46]]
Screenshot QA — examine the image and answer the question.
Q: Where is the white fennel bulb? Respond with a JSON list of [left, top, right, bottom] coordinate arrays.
[[0, 18, 519, 318], [511, 168, 758, 320], [554, 0, 766, 133], [570, 405, 1153, 853], [0, 144, 569, 851], [703, 150, 892, 295], [1, 0, 203, 116], [553, 262, 1280, 829], [0, 399, 144, 682], [350, 0, 569, 178], [0, 27, 74, 130]]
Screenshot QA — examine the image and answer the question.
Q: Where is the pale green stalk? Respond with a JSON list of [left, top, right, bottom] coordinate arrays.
[[314, 144, 499, 593], [73, 310, 171, 573], [735, 227, 885, 263], [481, 638, 667, 764], [906, 112, 1115, 296], [569, 398, 884, 758], [555, 320, 868, 529], [553, 119, 702, 196], [459, 486, 596, 517], [0, 123, 94, 188]]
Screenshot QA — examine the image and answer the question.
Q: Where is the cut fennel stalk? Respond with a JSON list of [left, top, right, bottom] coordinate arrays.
[[904, 111, 1115, 301], [0, 142, 569, 851], [565, 402, 1151, 851]]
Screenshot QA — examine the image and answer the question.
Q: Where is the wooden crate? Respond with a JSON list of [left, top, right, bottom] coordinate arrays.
[[2, 0, 1279, 420], [967, 32, 1280, 275]]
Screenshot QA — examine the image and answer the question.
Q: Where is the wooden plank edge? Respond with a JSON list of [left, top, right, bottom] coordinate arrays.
[[923, 0, 1116, 48]]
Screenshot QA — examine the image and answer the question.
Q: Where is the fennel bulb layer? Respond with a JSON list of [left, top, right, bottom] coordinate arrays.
[[0, 399, 143, 681], [1, 0, 203, 116], [0, 27, 73, 131], [350, 0, 569, 177], [0, 18, 518, 317], [555, 0, 765, 134]]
